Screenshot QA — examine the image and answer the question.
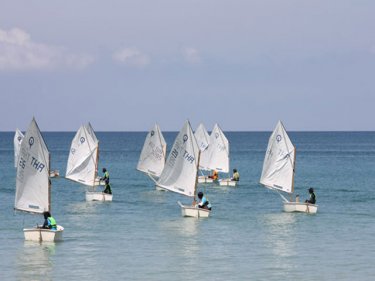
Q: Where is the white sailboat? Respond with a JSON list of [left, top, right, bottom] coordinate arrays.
[[194, 123, 214, 184], [14, 128, 24, 168], [15, 118, 64, 242], [137, 123, 167, 179], [65, 123, 112, 201], [156, 121, 211, 218], [199, 124, 236, 186], [260, 121, 318, 213]]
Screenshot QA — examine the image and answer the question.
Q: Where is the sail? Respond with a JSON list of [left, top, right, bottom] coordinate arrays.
[[199, 124, 229, 173], [15, 118, 50, 214], [156, 121, 199, 197], [85, 122, 98, 143], [260, 120, 296, 194], [65, 124, 99, 186], [14, 128, 24, 168], [137, 123, 167, 177], [194, 123, 210, 152]]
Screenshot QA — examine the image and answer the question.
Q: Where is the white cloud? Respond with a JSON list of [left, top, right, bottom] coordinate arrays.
[[0, 27, 94, 71], [113, 48, 150, 68], [182, 47, 201, 64]]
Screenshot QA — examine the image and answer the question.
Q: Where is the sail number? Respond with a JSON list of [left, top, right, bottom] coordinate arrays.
[[169, 148, 195, 165], [19, 156, 45, 172]]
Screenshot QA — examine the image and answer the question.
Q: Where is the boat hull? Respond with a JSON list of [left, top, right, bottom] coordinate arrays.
[[198, 176, 214, 183], [178, 201, 210, 218], [283, 202, 318, 214], [86, 191, 113, 201], [23, 225, 64, 242], [219, 178, 237, 186]]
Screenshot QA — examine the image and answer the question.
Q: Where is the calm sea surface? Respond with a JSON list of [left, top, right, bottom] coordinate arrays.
[[1, 131, 375, 280]]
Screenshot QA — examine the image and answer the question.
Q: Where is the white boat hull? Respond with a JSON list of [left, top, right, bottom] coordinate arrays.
[[198, 176, 214, 183], [219, 178, 237, 186], [283, 202, 318, 214], [178, 201, 210, 218], [49, 170, 60, 178], [85, 191, 113, 201], [23, 225, 64, 242]]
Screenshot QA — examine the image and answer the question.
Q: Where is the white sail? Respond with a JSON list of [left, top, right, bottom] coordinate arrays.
[[260, 120, 296, 194], [156, 121, 199, 197], [14, 128, 24, 168], [194, 123, 210, 152], [65, 124, 99, 186], [137, 123, 167, 177], [85, 122, 98, 144], [15, 118, 50, 214], [199, 124, 229, 173]]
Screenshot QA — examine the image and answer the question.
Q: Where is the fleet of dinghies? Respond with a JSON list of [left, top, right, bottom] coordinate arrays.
[[12, 118, 319, 242], [15, 118, 64, 242], [66, 123, 112, 202]]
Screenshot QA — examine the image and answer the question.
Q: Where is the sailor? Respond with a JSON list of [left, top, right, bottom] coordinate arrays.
[[101, 168, 112, 194], [231, 168, 240, 181], [196, 191, 212, 210], [305, 187, 316, 204], [208, 170, 218, 180], [42, 211, 57, 230]]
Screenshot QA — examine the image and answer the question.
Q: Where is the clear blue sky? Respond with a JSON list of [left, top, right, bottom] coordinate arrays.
[[1, 0, 374, 131]]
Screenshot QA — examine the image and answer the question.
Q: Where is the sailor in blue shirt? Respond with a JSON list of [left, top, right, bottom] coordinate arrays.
[[197, 191, 212, 210]]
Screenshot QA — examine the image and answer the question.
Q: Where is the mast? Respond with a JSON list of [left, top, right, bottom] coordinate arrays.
[[48, 153, 51, 212], [193, 150, 201, 201], [291, 145, 296, 194]]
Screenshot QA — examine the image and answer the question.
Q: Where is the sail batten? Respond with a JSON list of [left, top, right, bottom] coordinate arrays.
[[65, 124, 99, 186], [15, 118, 50, 214], [156, 121, 199, 197], [137, 124, 167, 177], [260, 121, 295, 194]]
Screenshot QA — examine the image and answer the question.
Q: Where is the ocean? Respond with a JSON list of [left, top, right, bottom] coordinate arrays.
[[1, 131, 375, 280]]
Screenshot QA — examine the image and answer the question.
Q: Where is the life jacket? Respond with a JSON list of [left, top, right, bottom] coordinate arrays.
[[212, 171, 218, 180], [48, 217, 57, 229]]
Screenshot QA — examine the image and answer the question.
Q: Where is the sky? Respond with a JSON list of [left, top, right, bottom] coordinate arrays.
[[1, 0, 374, 131]]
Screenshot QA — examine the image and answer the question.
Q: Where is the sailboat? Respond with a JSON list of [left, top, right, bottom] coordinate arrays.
[[65, 123, 112, 201], [194, 123, 214, 184], [199, 124, 236, 186], [260, 121, 318, 213], [156, 121, 211, 218], [15, 118, 64, 241], [14, 128, 24, 168], [137, 123, 167, 179]]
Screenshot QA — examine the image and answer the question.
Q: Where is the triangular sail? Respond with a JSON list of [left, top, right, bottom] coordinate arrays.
[[199, 123, 229, 173], [65, 124, 99, 186], [15, 118, 50, 214], [137, 123, 167, 177], [194, 123, 210, 152], [14, 128, 24, 168], [260, 120, 296, 194], [156, 121, 199, 197]]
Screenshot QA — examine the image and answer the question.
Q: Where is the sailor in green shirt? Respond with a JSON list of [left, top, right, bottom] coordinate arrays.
[[42, 211, 57, 230], [101, 168, 112, 194]]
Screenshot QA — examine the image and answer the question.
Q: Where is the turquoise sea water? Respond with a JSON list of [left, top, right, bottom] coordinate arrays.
[[1, 131, 375, 280]]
